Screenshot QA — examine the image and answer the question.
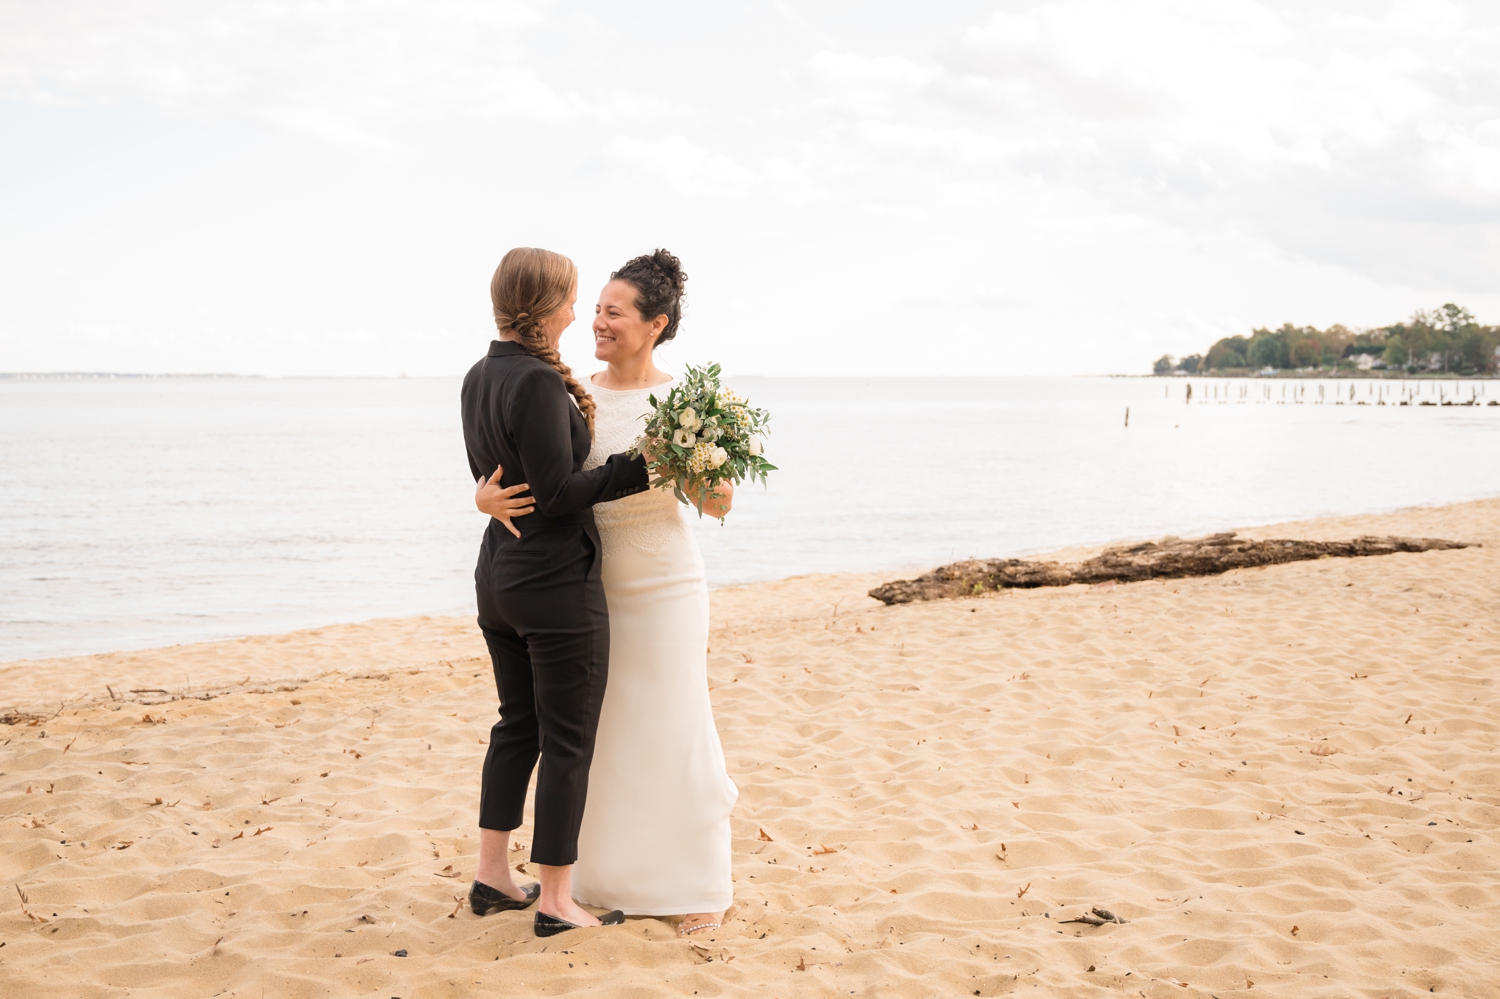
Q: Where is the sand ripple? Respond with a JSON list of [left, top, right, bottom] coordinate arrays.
[[2, 499, 1498, 997]]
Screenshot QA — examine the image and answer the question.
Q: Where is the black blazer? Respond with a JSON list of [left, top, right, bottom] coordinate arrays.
[[461, 340, 649, 576]]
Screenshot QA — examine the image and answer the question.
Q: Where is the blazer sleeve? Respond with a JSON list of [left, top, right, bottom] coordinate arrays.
[[505, 364, 649, 517], [460, 368, 483, 482]]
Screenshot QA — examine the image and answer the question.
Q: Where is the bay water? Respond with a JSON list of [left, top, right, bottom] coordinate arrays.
[[3, 374, 1498, 661]]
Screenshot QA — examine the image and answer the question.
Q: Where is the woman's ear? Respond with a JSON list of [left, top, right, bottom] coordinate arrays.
[[653, 314, 669, 336]]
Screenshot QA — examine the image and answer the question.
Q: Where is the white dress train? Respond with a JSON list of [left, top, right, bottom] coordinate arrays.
[[571, 379, 738, 916]]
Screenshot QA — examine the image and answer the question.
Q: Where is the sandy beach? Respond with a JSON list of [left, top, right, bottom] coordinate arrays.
[[2, 499, 1497, 998]]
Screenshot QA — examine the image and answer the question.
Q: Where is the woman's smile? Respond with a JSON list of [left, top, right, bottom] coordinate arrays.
[[593, 278, 663, 363]]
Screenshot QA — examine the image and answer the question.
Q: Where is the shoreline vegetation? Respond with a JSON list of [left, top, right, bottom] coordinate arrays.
[[1154, 303, 1500, 378]]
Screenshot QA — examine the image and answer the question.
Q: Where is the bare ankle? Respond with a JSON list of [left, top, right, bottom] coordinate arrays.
[[475, 865, 531, 901], [537, 898, 598, 925], [678, 911, 725, 935]]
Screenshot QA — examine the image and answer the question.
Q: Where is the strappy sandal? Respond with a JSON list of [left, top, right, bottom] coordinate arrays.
[[677, 915, 723, 937]]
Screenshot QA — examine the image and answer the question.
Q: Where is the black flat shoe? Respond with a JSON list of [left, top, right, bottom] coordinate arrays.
[[534, 909, 625, 937], [469, 879, 540, 916]]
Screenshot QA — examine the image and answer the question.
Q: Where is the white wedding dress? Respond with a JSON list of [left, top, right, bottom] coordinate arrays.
[[571, 379, 738, 916]]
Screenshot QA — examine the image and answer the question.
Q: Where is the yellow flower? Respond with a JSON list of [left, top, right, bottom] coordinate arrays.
[[688, 441, 715, 474]]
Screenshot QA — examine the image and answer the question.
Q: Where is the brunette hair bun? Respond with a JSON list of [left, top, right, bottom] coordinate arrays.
[[611, 249, 687, 345]]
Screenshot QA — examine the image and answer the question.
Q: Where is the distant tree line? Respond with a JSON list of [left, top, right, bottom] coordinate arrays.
[[1154, 304, 1500, 376]]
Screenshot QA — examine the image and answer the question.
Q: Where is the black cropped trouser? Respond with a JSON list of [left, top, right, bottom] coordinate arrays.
[[474, 526, 609, 868]]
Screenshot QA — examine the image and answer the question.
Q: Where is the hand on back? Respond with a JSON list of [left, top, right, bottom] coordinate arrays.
[[476, 465, 535, 537]]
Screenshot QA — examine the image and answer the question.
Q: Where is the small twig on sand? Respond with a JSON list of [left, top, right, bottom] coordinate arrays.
[[1060, 907, 1126, 926]]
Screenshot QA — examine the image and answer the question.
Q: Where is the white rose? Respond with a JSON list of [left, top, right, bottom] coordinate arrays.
[[678, 407, 698, 428], [710, 446, 728, 468], [673, 428, 696, 448], [748, 437, 764, 457]]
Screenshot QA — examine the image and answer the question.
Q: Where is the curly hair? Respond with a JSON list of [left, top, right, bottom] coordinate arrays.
[[490, 247, 596, 433], [610, 248, 688, 346]]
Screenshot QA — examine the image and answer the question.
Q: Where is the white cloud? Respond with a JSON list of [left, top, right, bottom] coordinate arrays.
[[603, 135, 757, 198], [904, 1, 1500, 288], [806, 50, 940, 117], [0, 0, 572, 144], [2, 0, 1499, 377]]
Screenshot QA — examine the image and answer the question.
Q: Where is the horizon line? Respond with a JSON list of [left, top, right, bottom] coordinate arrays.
[[11, 371, 1495, 382], [2, 370, 1150, 381]]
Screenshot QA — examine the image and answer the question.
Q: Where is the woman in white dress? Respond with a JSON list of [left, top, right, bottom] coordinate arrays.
[[478, 249, 737, 936]]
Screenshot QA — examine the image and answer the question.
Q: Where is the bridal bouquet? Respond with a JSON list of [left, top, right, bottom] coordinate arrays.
[[632, 362, 775, 516]]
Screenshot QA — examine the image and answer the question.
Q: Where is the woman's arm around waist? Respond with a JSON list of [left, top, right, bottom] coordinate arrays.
[[505, 364, 649, 517]]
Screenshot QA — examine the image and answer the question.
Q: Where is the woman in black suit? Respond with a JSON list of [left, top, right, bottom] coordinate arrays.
[[460, 247, 649, 936]]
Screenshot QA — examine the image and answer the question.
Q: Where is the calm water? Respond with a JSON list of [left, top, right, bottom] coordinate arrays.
[[3, 375, 1498, 661]]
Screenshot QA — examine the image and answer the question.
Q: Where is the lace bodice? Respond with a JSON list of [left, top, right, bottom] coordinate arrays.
[[585, 379, 688, 557]]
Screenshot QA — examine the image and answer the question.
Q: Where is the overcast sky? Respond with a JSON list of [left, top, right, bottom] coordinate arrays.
[[2, 0, 1497, 377]]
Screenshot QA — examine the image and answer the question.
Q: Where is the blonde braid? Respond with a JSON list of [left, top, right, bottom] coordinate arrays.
[[509, 313, 597, 434], [490, 247, 596, 435]]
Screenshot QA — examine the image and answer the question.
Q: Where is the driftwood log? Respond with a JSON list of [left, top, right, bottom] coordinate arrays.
[[868, 532, 1472, 606]]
